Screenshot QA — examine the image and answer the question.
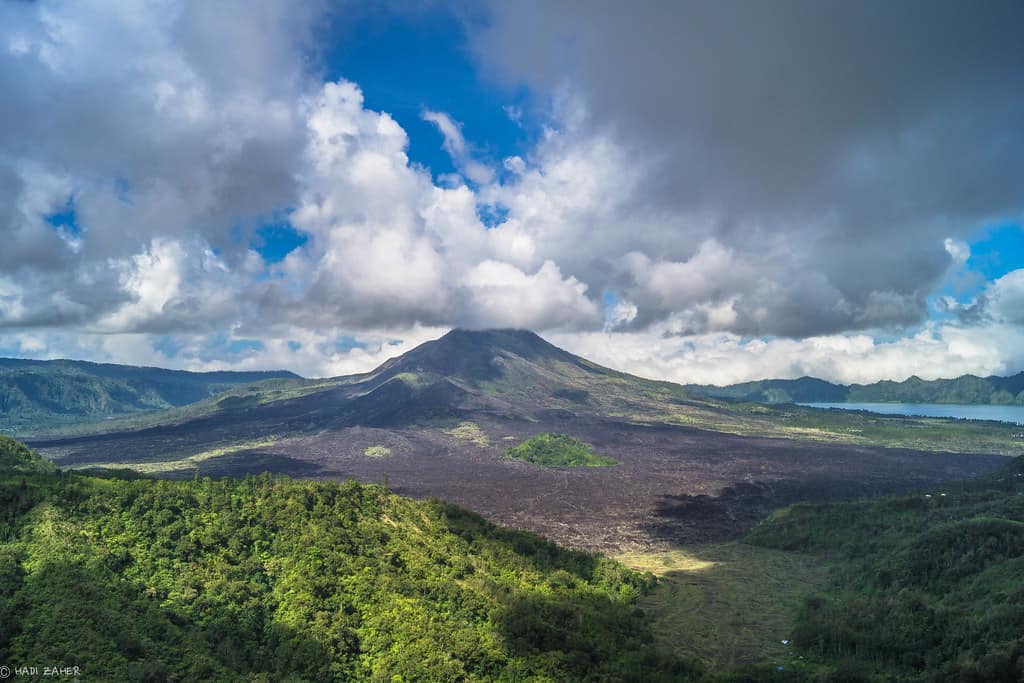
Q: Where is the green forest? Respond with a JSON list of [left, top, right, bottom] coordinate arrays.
[[0, 437, 695, 682], [747, 455, 1024, 681], [505, 434, 617, 468], [5, 432, 1024, 681]]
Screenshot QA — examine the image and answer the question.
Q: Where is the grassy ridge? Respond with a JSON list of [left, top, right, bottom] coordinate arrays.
[[11, 377, 345, 439], [69, 438, 284, 474]]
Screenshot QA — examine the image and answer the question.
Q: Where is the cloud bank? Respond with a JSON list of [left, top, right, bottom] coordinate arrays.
[[1, 0, 1023, 384]]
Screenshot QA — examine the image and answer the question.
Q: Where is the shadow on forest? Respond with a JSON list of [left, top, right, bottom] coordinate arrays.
[[4, 555, 343, 681], [435, 500, 602, 580], [643, 476, 933, 546], [494, 589, 703, 682], [431, 497, 713, 680]]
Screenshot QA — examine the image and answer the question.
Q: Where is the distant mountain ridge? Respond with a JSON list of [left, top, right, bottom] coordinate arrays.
[[0, 357, 299, 433], [20, 329, 703, 442], [2, 330, 691, 438], [688, 372, 1024, 405], [13, 331, 1024, 460]]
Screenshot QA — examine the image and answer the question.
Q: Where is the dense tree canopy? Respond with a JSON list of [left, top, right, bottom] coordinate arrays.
[[0, 438, 694, 681], [6, 431, 1024, 681], [505, 434, 617, 468], [748, 456, 1024, 680]]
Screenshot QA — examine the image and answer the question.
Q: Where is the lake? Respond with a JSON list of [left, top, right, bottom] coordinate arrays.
[[798, 402, 1024, 425]]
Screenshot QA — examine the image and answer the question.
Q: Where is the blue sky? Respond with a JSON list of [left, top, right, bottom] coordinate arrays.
[[44, 196, 80, 236], [251, 5, 1024, 341], [3, 1, 1024, 384], [323, 7, 534, 181], [960, 225, 1024, 289], [931, 223, 1024, 319], [251, 7, 538, 266]]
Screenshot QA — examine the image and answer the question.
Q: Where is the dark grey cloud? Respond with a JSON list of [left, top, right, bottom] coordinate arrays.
[[465, 0, 1024, 336], [2, 0, 1024, 383], [0, 0, 321, 265], [0, 0, 331, 337]]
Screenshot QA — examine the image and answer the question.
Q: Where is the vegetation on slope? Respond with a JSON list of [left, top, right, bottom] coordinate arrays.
[[0, 358, 298, 436], [71, 438, 284, 475], [8, 427, 1024, 681], [690, 372, 1024, 406], [0, 438, 696, 681], [659, 401, 1024, 455], [18, 330, 1024, 459], [444, 421, 490, 447], [617, 544, 826, 671], [506, 433, 618, 468], [0, 435, 55, 474], [746, 456, 1024, 680], [23, 376, 347, 440], [848, 372, 1024, 405], [688, 377, 849, 405]]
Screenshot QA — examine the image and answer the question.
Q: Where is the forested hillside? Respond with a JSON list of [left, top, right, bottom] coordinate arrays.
[[848, 372, 1024, 405], [6, 430, 1024, 680], [748, 456, 1024, 680], [687, 377, 848, 404], [0, 358, 297, 435], [691, 372, 1024, 405], [0, 437, 698, 681]]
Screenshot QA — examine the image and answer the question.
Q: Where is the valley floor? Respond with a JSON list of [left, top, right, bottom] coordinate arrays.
[[33, 414, 1005, 554], [617, 543, 827, 670]]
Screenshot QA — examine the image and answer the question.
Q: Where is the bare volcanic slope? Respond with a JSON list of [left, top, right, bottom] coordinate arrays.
[[33, 329, 699, 451], [31, 329, 1010, 552]]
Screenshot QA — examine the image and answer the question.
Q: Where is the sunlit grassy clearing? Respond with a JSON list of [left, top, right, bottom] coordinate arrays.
[[363, 445, 392, 457], [443, 421, 490, 447], [68, 438, 282, 474], [617, 543, 826, 669]]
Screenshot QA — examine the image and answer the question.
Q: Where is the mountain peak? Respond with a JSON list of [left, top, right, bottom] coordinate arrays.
[[438, 328, 548, 348], [373, 328, 586, 383]]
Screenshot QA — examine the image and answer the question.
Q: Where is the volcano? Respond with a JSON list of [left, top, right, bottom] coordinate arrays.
[[29, 329, 1006, 553]]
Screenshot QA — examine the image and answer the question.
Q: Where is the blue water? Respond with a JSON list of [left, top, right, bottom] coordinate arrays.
[[799, 402, 1024, 425]]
